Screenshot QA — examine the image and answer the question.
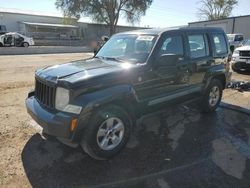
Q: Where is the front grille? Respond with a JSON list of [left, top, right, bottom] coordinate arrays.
[[35, 79, 56, 108], [240, 51, 250, 57]]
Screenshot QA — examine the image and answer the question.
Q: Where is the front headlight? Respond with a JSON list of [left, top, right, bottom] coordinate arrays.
[[232, 50, 239, 57], [55, 87, 82, 114], [55, 87, 70, 110]]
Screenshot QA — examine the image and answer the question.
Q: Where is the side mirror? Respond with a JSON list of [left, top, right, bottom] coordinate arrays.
[[157, 54, 181, 66]]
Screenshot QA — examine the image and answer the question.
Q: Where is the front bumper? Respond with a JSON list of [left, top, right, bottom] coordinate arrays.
[[232, 60, 250, 71], [26, 95, 77, 140], [231, 56, 250, 71]]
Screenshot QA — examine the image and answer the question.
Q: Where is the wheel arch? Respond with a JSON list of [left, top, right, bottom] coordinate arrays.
[[203, 73, 226, 94], [74, 84, 140, 118], [111, 98, 138, 125], [212, 74, 226, 89], [22, 42, 29, 47]]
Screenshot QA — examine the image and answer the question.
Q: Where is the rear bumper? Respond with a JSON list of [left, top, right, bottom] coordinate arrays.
[[26, 95, 77, 141]]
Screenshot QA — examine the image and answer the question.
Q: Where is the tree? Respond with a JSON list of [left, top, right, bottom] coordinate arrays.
[[197, 0, 238, 20], [62, 13, 78, 25], [56, 0, 153, 36]]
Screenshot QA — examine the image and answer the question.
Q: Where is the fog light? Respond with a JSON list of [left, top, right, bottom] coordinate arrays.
[[70, 119, 78, 132]]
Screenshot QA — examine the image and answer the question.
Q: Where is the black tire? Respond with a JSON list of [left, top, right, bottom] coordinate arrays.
[[0, 43, 3, 47], [232, 65, 241, 73], [201, 79, 223, 113], [230, 45, 235, 53], [22, 42, 29, 47], [81, 105, 132, 160]]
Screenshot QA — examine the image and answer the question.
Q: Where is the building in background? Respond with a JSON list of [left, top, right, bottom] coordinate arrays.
[[189, 15, 250, 38], [0, 8, 146, 46]]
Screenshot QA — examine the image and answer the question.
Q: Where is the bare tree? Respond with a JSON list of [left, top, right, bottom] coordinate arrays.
[[56, 0, 153, 36], [197, 0, 238, 20]]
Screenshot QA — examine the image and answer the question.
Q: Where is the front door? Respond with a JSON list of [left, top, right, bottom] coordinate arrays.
[[135, 33, 191, 104]]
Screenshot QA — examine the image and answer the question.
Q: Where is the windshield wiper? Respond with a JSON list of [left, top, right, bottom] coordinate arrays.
[[96, 56, 123, 62]]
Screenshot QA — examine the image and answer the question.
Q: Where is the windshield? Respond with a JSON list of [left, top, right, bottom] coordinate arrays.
[[227, 35, 234, 42], [96, 34, 158, 63], [243, 39, 250, 46]]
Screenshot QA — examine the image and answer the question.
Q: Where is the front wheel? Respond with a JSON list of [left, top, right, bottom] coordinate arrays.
[[201, 79, 223, 113], [22, 42, 29, 47], [81, 105, 131, 160], [232, 64, 241, 73]]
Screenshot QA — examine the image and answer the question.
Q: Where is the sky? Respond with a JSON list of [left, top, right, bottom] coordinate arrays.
[[0, 0, 249, 27]]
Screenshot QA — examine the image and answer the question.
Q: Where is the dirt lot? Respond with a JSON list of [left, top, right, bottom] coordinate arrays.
[[0, 53, 92, 187], [0, 53, 249, 187]]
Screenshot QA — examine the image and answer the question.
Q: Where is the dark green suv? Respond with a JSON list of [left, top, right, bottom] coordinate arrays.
[[26, 27, 230, 160]]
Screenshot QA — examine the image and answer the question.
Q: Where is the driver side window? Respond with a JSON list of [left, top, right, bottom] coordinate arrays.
[[159, 35, 184, 56]]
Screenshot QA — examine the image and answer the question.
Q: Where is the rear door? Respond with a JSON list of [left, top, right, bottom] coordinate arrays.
[[209, 32, 229, 71], [185, 31, 212, 88]]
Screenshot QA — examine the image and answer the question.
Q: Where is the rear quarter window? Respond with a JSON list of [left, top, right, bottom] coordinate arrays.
[[212, 33, 228, 54], [0, 25, 6, 31]]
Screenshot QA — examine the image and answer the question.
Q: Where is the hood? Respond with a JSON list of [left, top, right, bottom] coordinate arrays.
[[235, 45, 250, 51], [36, 58, 137, 84]]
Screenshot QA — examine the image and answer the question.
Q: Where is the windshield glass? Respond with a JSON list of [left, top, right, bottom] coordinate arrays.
[[227, 35, 234, 42], [243, 39, 250, 46], [96, 34, 158, 63]]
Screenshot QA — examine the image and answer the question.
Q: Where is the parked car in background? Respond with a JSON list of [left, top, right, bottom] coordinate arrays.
[[240, 39, 250, 47], [26, 27, 230, 160], [227, 33, 244, 52], [231, 38, 250, 72], [0, 32, 35, 47]]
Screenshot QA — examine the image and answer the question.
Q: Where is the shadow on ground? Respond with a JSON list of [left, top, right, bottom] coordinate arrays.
[[22, 103, 250, 188]]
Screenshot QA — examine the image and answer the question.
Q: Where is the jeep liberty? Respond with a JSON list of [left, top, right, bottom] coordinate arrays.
[[26, 27, 230, 160]]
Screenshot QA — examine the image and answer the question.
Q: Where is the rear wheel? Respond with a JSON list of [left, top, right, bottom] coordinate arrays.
[[81, 105, 131, 160], [201, 79, 223, 112]]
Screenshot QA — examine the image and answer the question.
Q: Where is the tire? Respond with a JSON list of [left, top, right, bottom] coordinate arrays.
[[81, 104, 132, 160], [230, 46, 235, 53], [22, 42, 29, 47], [0, 43, 3, 47], [232, 66, 240, 73], [232, 64, 241, 73], [201, 79, 223, 113]]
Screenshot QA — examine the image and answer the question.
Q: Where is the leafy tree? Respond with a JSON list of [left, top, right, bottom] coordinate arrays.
[[62, 13, 78, 25], [56, 0, 153, 36], [197, 0, 238, 20]]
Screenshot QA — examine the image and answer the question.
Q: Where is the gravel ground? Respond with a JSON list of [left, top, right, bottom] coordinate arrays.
[[0, 53, 249, 187], [222, 71, 250, 110], [0, 53, 92, 187]]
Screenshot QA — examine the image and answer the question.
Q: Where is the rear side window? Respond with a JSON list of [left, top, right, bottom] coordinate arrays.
[[235, 35, 243, 42], [188, 35, 208, 59], [212, 34, 228, 54]]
